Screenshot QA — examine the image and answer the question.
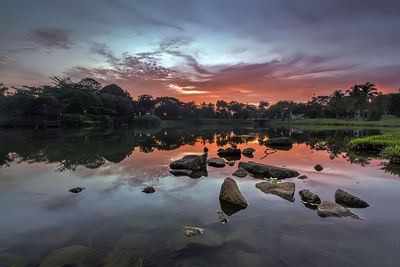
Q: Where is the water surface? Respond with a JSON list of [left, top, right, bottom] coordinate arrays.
[[0, 126, 399, 266]]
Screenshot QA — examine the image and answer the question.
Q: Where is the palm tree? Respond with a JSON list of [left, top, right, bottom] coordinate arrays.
[[346, 82, 378, 119], [328, 90, 345, 118]]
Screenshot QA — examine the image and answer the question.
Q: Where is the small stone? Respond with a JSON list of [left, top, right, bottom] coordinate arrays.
[[232, 167, 248, 178], [242, 148, 255, 155], [184, 226, 204, 237], [142, 186, 155, 194], [299, 189, 321, 204], [207, 157, 226, 168], [314, 164, 323, 171], [68, 187, 85, 193], [227, 161, 235, 166], [298, 175, 308, 180]]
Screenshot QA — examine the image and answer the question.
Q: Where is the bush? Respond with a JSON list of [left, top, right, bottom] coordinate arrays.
[[61, 114, 86, 128]]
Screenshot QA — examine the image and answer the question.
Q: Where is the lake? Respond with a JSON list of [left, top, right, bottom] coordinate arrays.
[[0, 125, 399, 266]]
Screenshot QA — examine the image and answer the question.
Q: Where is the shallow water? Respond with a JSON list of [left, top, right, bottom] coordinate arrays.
[[0, 126, 399, 266]]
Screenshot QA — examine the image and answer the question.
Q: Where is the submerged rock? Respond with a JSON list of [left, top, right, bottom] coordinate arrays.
[[264, 137, 293, 147], [170, 153, 207, 171], [219, 177, 248, 208], [217, 147, 241, 156], [207, 157, 226, 168], [299, 189, 321, 205], [256, 182, 295, 201], [314, 164, 323, 171], [298, 175, 308, 180], [184, 226, 204, 237], [232, 167, 249, 178], [68, 187, 85, 193], [242, 148, 255, 156], [142, 186, 155, 194], [227, 161, 235, 166], [39, 245, 96, 267], [170, 169, 193, 176], [238, 161, 300, 179], [317, 201, 361, 219], [334, 189, 369, 208]]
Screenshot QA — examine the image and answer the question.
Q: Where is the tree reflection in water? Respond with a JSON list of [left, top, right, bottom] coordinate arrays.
[[0, 127, 388, 172]]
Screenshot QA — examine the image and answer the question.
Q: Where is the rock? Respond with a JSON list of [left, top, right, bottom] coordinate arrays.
[[207, 157, 226, 168], [169, 169, 193, 176], [68, 187, 85, 193], [264, 137, 293, 146], [219, 199, 244, 215], [317, 201, 361, 219], [314, 164, 323, 171], [142, 186, 155, 194], [216, 210, 228, 224], [238, 161, 300, 179], [256, 182, 295, 201], [203, 147, 209, 153], [219, 177, 248, 208], [334, 189, 369, 208], [169, 169, 208, 178], [227, 161, 235, 166], [217, 147, 241, 156], [39, 245, 96, 267], [299, 189, 321, 204], [298, 175, 308, 180], [242, 148, 255, 155], [232, 167, 249, 178], [105, 234, 154, 267], [184, 226, 204, 237], [170, 153, 207, 171]]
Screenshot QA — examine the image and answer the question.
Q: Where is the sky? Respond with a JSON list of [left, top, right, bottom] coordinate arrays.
[[1, 0, 400, 103]]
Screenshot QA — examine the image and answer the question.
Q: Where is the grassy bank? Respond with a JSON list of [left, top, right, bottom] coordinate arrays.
[[350, 129, 400, 163], [271, 118, 400, 127]]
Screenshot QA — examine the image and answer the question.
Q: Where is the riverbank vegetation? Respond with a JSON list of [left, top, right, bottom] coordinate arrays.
[[1, 78, 399, 129]]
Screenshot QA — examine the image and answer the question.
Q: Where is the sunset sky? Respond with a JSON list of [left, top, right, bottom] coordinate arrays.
[[1, 0, 399, 103]]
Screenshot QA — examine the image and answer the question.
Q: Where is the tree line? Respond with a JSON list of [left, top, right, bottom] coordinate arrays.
[[1, 77, 399, 128]]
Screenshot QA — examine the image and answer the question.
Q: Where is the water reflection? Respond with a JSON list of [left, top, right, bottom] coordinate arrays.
[[0, 127, 385, 171]]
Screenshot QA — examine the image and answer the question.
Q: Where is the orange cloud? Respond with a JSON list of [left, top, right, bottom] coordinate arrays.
[[229, 87, 253, 93], [0, 61, 6, 65]]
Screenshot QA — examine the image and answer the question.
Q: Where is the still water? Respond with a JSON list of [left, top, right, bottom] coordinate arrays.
[[0, 126, 399, 266]]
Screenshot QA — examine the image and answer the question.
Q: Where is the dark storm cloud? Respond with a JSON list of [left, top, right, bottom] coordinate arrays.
[[28, 27, 73, 49]]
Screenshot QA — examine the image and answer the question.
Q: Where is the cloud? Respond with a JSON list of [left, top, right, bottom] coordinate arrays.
[[28, 27, 73, 49], [168, 84, 208, 94]]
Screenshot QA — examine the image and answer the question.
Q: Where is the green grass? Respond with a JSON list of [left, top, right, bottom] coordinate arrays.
[[351, 129, 400, 147], [272, 118, 400, 127]]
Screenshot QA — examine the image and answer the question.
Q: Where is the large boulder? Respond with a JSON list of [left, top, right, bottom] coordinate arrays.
[[238, 161, 300, 179], [39, 245, 97, 267], [334, 189, 369, 208], [232, 167, 249, 178], [170, 153, 207, 171], [317, 201, 360, 219], [264, 137, 293, 147], [217, 147, 241, 156], [207, 157, 226, 168], [219, 177, 248, 208], [299, 189, 321, 204], [256, 182, 295, 201]]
